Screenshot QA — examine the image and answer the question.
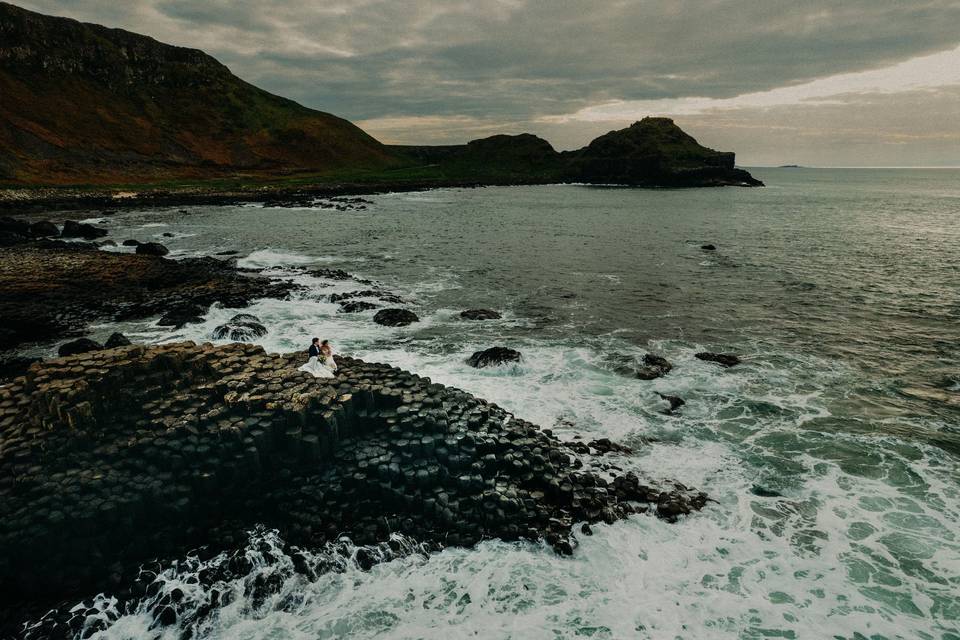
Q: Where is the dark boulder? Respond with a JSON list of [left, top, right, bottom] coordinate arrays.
[[701, 244, 716, 251], [608, 353, 672, 380], [122, 239, 141, 247], [373, 308, 419, 327], [466, 346, 522, 368], [157, 303, 208, 328], [218, 295, 249, 309], [460, 309, 502, 321], [695, 352, 741, 367], [61, 220, 107, 239], [588, 438, 633, 455], [29, 220, 59, 237], [0, 231, 26, 246], [340, 300, 378, 313], [104, 332, 131, 349], [162, 232, 174, 237], [0, 216, 30, 235], [657, 393, 685, 413], [58, 338, 103, 357], [212, 314, 268, 342], [136, 242, 169, 257]]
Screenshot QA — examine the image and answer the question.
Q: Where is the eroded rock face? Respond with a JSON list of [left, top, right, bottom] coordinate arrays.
[[0, 342, 708, 630], [460, 309, 502, 320], [467, 347, 522, 368], [373, 308, 419, 327], [104, 332, 131, 348], [212, 313, 268, 341]]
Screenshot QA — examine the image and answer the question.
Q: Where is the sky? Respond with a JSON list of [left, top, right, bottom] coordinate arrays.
[[17, 1, 960, 166]]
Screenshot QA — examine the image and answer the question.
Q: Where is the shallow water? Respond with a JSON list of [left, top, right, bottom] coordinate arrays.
[[40, 169, 960, 638]]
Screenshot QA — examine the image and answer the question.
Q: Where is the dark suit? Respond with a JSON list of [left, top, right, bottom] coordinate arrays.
[[309, 344, 321, 358]]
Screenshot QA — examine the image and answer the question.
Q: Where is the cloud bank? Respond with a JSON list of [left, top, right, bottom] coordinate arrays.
[[15, 0, 960, 165]]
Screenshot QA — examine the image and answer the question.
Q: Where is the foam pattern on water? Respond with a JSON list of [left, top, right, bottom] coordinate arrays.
[[34, 190, 960, 638]]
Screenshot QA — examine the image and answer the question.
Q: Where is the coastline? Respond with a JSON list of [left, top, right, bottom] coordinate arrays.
[[0, 171, 763, 214]]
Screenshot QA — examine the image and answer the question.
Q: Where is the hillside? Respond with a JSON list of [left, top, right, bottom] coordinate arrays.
[[0, 3, 760, 189], [392, 119, 762, 187], [0, 2, 398, 184]]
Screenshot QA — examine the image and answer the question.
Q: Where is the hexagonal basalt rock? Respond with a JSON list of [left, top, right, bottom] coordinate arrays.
[[0, 342, 708, 635]]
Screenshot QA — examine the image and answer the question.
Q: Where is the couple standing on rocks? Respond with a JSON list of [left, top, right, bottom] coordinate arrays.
[[298, 337, 338, 378]]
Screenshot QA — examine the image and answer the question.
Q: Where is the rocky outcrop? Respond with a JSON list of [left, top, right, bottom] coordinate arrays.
[[373, 308, 419, 327], [212, 313, 268, 341], [608, 353, 673, 380], [135, 241, 169, 256], [695, 352, 741, 367], [467, 347, 523, 368], [0, 243, 296, 352], [0, 342, 708, 636], [56, 337, 102, 356], [60, 220, 107, 239], [460, 309, 502, 320]]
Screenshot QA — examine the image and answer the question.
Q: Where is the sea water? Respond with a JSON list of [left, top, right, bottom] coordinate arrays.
[[41, 169, 960, 639]]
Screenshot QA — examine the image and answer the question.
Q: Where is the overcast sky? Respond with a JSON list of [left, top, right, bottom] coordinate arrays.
[[18, 1, 960, 166]]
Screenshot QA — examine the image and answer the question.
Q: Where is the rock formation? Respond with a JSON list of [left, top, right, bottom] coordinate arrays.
[[0, 342, 708, 636]]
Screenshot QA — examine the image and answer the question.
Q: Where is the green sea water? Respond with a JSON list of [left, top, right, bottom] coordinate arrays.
[[64, 168, 959, 639]]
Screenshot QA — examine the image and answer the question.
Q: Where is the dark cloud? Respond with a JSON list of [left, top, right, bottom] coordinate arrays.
[[12, 1, 960, 161]]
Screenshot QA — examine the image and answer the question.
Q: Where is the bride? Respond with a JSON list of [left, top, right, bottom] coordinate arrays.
[[298, 338, 338, 378]]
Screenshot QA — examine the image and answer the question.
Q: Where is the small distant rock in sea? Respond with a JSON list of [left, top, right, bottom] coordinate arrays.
[[339, 300, 378, 313], [122, 239, 140, 246], [136, 242, 169, 256], [212, 313, 268, 341], [607, 353, 673, 380], [750, 485, 783, 498], [373, 308, 419, 327], [466, 346, 522, 368], [701, 244, 716, 251], [460, 309, 502, 320], [695, 352, 741, 367], [657, 393, 686, 413]]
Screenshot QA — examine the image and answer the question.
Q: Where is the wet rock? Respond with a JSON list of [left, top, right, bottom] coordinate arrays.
[[162, 232, 174, 237], [157, 303, 208, 328], [339, 300, 378, 313], [212, 313, 268, 341], [373, 308, 419, 327], [215, 250, 239, 256], [0, 342, 708, 630], [0, 216, 30, 236], [657, 393, 685, 413], [122, 239, 141, 246], [61, 220, 107, 239], [608, 353, 672, 380], [57, 337, 103, 356], [701, 244, 716, 251], [466, 346, 522, 368], [29, 220, 59, 237], [588, 438, 633, 455], [695, 352, 741, 367], [460, 309, 502, 321], [135, 242, 169, 256], [104, 332, 131, 348]]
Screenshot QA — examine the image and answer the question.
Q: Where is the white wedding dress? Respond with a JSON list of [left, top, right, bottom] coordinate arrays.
[[298, 350, 337, 378]]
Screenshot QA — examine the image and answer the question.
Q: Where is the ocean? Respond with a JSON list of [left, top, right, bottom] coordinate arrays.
[[52, 168, 960, 639]]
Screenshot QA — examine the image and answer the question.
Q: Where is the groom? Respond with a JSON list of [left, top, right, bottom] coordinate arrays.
[[309, 337, 321, 358]]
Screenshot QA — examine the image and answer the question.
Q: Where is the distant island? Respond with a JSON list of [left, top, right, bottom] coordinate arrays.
[[0, 2, 762, 201], [778, 165, 803, 168]]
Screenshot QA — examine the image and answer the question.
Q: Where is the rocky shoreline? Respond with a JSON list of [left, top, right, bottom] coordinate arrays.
[[1, 341, 708, 638], [0, 218, 297, 378]]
